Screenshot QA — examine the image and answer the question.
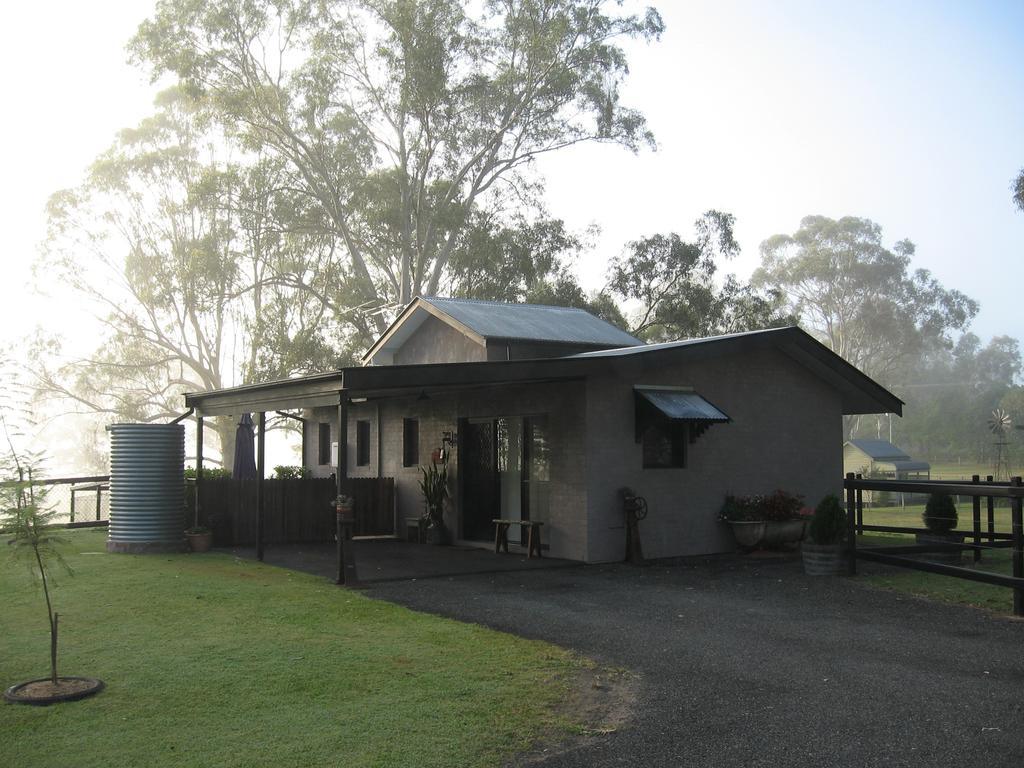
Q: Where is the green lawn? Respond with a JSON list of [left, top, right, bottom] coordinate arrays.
[[856, 532, 1020, 615], [0, 530, 580, 768]]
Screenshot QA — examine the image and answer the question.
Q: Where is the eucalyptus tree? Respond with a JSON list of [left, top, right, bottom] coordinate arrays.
[[754, 215, 977, 384], [35, 89, 340, 464], [606, 211, 794, 341], [131, 0, 664, 345]]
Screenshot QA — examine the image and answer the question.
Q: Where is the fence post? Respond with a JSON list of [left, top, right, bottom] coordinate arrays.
[[96, 486, 102, 522], [845, 473, 857, 575], [972, 475, 981, 564], [1012, 476, 1023, 617], [69, 488, 76, 524], [855, 473, 864, 536], [986, 475, 995, 544]]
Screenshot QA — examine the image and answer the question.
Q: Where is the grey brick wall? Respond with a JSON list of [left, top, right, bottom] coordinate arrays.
[[584, 345, 843, 562]]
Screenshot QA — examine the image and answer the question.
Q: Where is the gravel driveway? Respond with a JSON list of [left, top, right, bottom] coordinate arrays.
[[367, 556, 1024, 767]]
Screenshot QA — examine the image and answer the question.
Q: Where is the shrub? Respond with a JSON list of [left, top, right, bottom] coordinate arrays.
[[274, 465, 311, 479], [184, 466, 232, 480], [808, 494, 847, 545], [761, 489, 805, 521], [923, 492, 958, 533], [719, 490, 804, 522], [719, 494, 758, 522]]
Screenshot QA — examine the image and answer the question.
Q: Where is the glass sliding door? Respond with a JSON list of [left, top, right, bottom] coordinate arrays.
[[497, 417, 523, 543], [523, 416, 550, 545]]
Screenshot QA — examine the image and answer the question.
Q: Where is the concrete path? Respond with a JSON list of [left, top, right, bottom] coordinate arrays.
[[367, 556, 1024, 768], [227, 539, 576, 583]]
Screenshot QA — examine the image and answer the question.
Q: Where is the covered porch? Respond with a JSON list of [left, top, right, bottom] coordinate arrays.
[[184, 359, 588, 583]]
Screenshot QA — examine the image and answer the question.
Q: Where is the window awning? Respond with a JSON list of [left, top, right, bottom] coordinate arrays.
[[635, 388, 730, 422], [634, 387, 730, 442]]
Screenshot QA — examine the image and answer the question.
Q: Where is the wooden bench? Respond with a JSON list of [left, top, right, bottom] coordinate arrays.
[[493, 519, 543, 558]]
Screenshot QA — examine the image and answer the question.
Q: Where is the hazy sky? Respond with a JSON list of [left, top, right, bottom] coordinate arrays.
[[2, 0, 1022, 356]]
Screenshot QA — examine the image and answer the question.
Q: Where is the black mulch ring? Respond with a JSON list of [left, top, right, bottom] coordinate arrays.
[[4, 676, 105, 706]]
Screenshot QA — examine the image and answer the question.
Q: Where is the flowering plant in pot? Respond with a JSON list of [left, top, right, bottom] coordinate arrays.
[[802, 494, 847, 576], [916, 492, 964, 565], [719, 490, 806, 550]]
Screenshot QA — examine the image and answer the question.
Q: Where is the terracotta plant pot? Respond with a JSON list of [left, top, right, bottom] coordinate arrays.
[[802, 542, 845, 576], [186, 531, 213, 553]]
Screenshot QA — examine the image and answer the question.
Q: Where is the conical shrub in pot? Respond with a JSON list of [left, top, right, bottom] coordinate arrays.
[[802, 494, 847, 576]]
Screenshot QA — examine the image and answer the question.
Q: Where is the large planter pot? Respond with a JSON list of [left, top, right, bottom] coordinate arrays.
[[762, 520, 807, 548], [802, 542, 845, 576], [426, 521, 449, 546], [726, 520, 806, 550], [726, 521, 767, 550], [915, 531, 966, 566], [186, 531, 213, 553]]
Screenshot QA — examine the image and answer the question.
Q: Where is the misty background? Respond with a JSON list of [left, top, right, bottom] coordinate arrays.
[[1, 0, 1022, 475]]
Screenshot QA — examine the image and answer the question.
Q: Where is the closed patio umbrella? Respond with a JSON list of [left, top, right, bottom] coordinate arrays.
[[233, 413, 258, 480]]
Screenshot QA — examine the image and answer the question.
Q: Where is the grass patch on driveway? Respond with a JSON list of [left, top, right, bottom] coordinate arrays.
[[1, 529, 578, 768]]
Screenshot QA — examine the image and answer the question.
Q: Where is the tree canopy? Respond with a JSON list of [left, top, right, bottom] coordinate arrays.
[[608, 211, 794, 341], [754, 215, 978, 386], [130, 0, 664, 348]]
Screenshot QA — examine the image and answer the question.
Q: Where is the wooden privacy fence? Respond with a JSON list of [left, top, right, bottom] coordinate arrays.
[[192, 477, 395, 547], [843, 473, 1024, 616]]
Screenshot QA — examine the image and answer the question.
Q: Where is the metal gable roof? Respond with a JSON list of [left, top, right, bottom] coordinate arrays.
[[420, 296, 643, 347], [847, 439, 911, 461]]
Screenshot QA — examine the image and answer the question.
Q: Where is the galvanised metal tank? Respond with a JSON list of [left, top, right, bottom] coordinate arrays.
[[106, 423, 186, 553]]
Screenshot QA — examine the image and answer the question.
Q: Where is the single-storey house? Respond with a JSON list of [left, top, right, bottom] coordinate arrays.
[[843, 439, 930, 481], [184, 296, 902, 563]]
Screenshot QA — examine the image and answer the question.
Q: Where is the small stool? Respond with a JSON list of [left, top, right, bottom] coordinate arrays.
[[493, 519, 543, 558], [406, 517, 426, 543]]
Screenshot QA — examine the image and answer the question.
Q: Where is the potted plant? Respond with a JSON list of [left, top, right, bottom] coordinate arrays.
[[419, 459, 450, 545], [802, 494, 848, 575], [916, 492, 964, 566], [185, 525, 213, 552], [719, 490, 806, 550]]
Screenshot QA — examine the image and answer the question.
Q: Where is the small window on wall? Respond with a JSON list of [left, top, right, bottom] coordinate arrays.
[[403, 418, 419, 467], [318, 423, 331, 465], [642, 422, 686, 469], [356, 420, 371, 467]]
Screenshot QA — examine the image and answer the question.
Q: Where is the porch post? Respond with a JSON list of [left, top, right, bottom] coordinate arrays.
[[256, 412, 266, 561], [194, 414, 204, 531], [336, 392, 356, 586]]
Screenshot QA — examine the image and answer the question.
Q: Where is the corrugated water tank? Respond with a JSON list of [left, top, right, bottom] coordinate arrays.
[[106, 423, 186, 553]]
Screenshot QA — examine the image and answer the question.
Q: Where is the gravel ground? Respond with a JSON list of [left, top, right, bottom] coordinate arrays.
[[366, 556, 1024, 768]]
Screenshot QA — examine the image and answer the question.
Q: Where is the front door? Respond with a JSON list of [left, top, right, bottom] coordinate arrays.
[[461, 419, 498, 540]]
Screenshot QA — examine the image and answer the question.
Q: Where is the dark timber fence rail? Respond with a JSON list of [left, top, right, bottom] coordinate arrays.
[[0, 475, 111, 528], [843, 473, 1024, 616], [191, 477, 395, 547]]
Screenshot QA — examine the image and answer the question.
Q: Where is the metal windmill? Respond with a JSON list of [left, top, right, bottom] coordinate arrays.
[[988, 409, 1013, 481]]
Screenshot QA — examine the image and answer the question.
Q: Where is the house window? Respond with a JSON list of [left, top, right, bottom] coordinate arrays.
[[403, 418, 419, 467], [356, 420, 371, 467], [318, 423, 331, 465], [642, 422, 686, 469]]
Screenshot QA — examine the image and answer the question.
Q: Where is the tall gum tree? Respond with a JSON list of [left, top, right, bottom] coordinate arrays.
[[34, 89, 341, 465], [753, 215, 978, 439], [130, 0, 665, 345]]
